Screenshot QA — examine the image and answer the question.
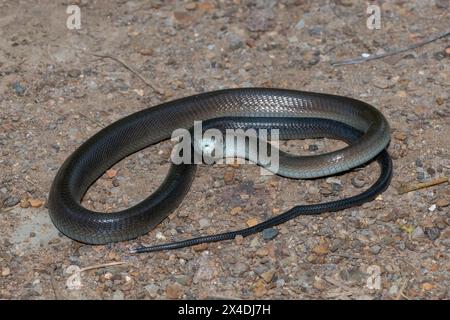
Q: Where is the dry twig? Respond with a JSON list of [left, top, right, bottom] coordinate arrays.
[[65, 261, 128, 290], [77, 111, 105, 128], [395, 280, 410, 300], [50, 265, 60, 300], [332, 28, 450, 66], [330, 253, 361, 260], [397, 176, 449, 195], [78, 261, 127, 272], [90, 53, 162, 94]]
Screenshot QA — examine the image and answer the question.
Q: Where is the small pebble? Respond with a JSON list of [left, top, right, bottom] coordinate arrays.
[[330, 239, 342, 252], [261, 270, 275, 283], [412, 226, 425, 239], [112, 290, 124, 300], [20, 198, 30, 208], [144, 284, 159, 297], [199, 218, 211, 228], [415, 159, 423, 167], [256, 248, 268, 257], [351, 176, 366, 188], [276, 279, 285, 287], [29, 199, 44, 208], [432, 51, 444, 60], [137, 48, 154, 56], [262, 228, 278, 240], [213, 180, 223, 188], [235, 235, 244, 245], [380, 211, 396, 222], [12, 82, 26, 96], [428, 204, 436, 212], [243, 62, 253, 71], [174, 275, 189, 286], [51, 143, 60, 152], [326, 177, 342, 186], [3, 196, 20, 207], [1, 267, 10, 277], [436, 198, 450, 207], [155, 231, 166, 240], [394, 131, 407, 141], [295, 19, 305, 29], [308, 27, 322, 37], [165, 283, 183, 299], [223, 171, 234, 184], [424, 227, 440, 241], [417, 171, 425, 181], [185, 2, 197, 10], [435, 0, 449, 9], [228, 33, 244, 51], [421, 282, 434, 291], [106, 169, 117, 179], [240, 194, 250, 200], [388, 285, 398, 296], [193, 243, 208, 252], [442, 239, 450, 248], [331, 183, 342, 193], [68, 69, 81, 78], [246, 218, 258, 227], [312, 243, 329, 255], [230, 207, 242, 216], [308, 144, 318, 151], [370, 245, 382, 255], [232, 262, 248, 276], [246, 11, 273, 32]]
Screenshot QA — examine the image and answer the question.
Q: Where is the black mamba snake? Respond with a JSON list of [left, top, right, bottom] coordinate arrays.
[[48, 88, 392, 252]]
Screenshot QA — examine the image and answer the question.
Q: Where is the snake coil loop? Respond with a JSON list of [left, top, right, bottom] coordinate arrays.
[[48, 88, 391, 251]]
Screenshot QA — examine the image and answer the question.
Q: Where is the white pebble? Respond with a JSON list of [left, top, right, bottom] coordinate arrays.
[[156, 231, 166, 240]]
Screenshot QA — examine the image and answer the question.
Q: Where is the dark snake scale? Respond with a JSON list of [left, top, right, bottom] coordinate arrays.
[[48, 88, 392, 252]]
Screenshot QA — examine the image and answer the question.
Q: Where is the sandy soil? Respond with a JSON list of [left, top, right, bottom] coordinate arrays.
[[0, 0, 449, 299]]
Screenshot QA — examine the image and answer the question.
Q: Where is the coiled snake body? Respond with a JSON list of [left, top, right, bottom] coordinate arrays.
[[48, 88, 392, 252]]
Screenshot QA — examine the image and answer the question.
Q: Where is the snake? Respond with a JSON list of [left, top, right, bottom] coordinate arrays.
[[48, 88, 392, 251]]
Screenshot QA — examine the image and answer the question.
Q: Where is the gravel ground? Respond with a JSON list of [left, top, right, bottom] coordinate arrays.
[[0, 0, 449, 300]]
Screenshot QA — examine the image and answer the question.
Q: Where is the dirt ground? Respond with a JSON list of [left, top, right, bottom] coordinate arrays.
[[0, 0, 449, 300]]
